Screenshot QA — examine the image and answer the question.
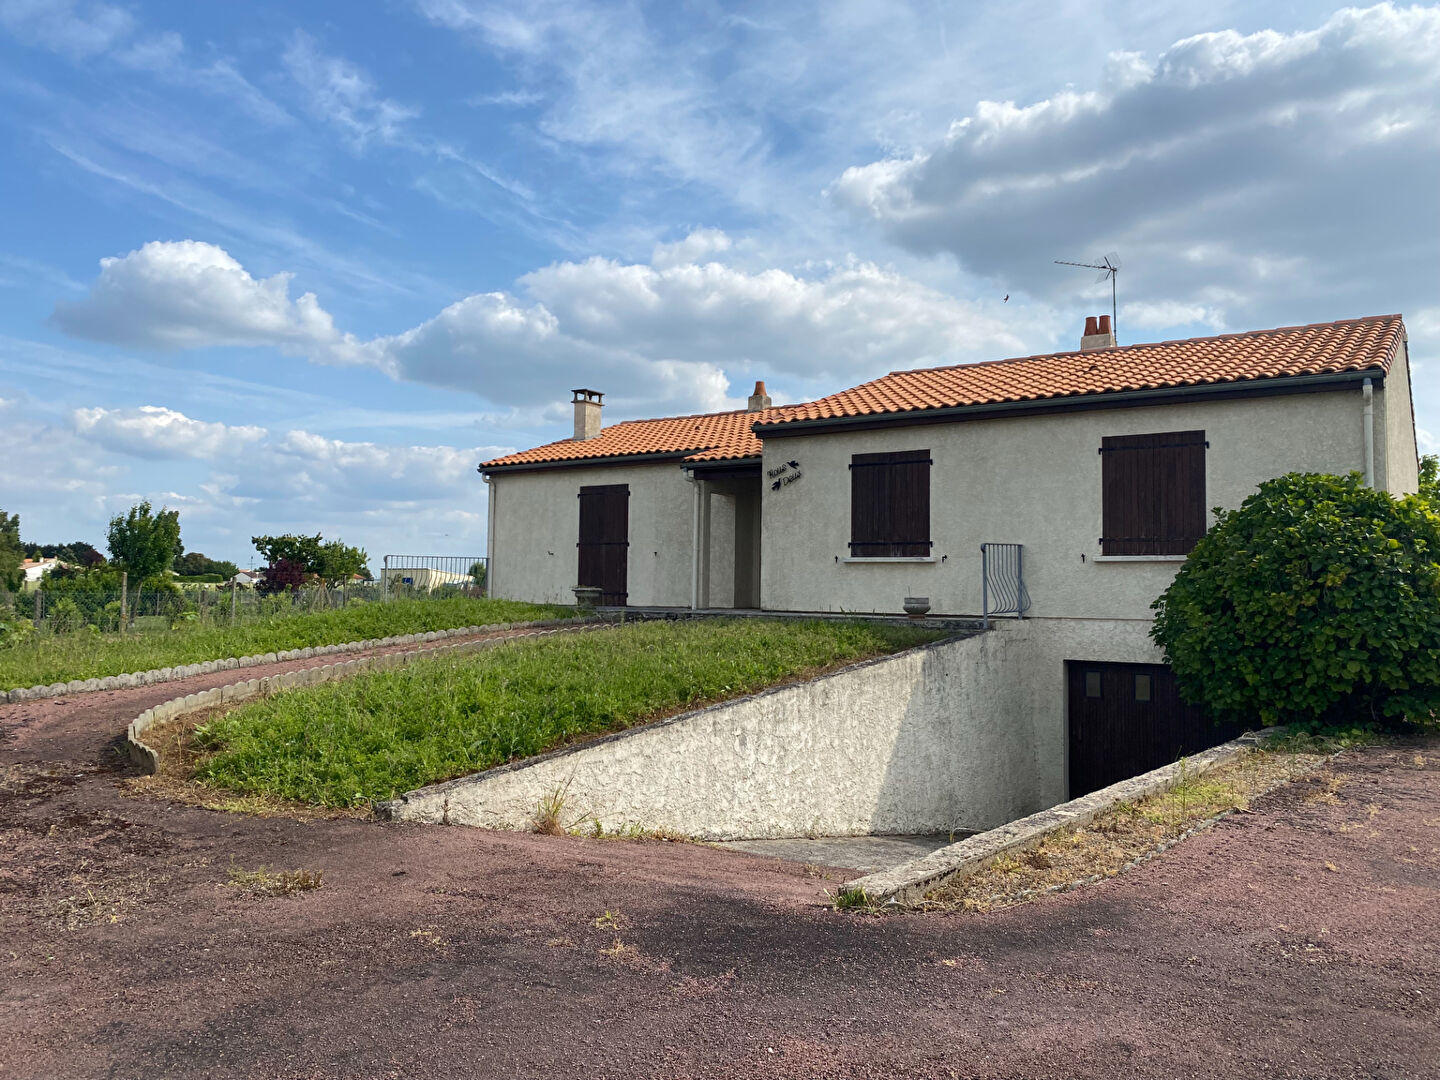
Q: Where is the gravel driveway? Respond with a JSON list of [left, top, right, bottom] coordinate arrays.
[[2, 647, 1437, 1079]]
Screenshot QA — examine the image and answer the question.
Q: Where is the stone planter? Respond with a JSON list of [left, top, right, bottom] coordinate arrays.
[[572, 585, 604, 610], [903, 596, 931, 619]]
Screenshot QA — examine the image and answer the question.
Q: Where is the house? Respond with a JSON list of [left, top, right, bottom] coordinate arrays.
[[224, 570, 263, 588], [479, 314, 1419, 798], [20, 558, 63, 590]]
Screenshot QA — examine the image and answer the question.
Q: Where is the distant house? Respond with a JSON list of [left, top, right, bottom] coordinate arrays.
[[224, 570, 264, 588], [478, 313, 1421, 799], [20, 558, 63, 590]]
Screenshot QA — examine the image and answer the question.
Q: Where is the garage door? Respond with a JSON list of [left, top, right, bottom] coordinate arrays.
[[1066, 661, 1245, 799]]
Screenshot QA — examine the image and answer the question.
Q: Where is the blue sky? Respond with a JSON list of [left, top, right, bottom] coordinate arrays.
[[2, 0, 1437, 567]]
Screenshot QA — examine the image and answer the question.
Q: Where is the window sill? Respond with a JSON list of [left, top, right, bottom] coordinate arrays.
[[1091, 554, 1188, 563], [842, 556, 938, 564]]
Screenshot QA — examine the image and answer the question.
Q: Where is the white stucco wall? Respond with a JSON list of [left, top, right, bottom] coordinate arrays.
[[385, 617, 1172, 838], [760, 388, 1375, 618], [488, 462, 695, 607], [1380, 340, 1420, 495]]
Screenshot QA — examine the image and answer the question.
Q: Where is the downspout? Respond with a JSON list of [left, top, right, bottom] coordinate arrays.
[[1363, 378, 1375, 488], [685, 469, 700, 610], [482, 473, 497, 597]]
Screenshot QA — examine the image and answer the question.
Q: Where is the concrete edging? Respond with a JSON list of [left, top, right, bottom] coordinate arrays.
[[841, 726, 1281, 906], [123, 619, 617, 774], [2, 616, 591, 704]]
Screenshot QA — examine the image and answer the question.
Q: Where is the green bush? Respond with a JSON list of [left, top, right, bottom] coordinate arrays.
[[47, 597, 85, 634], [1152, 472, 1440, 731]]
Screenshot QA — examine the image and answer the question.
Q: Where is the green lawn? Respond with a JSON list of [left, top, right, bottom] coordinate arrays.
[[193, 618, 945, 807], [0, 597, 569, 690]]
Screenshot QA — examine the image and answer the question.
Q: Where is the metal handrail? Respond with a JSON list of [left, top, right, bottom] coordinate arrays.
[[981, 543, 1030, 629]]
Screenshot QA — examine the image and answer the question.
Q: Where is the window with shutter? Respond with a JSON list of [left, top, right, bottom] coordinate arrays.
[[849, 450, 932, 557], [1099, 430, 1207, 555]]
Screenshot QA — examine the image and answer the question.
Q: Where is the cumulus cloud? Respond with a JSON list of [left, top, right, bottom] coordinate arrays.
[[72, 405, 267, 460], [52, 241, 348, 351], [67, 404, 504, 512], [55, 233, 1045, 417], [831, 4, 1440, 335]]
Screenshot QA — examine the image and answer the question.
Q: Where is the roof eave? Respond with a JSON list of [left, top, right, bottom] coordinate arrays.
[[753, 368, 1386, 439], [479, 449, 702, 476]]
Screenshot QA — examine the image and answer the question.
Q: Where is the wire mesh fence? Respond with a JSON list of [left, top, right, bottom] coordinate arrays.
[[1, 554, 488, 638]]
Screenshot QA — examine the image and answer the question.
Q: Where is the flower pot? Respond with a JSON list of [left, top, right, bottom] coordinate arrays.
[[903, 596, 931, 618]]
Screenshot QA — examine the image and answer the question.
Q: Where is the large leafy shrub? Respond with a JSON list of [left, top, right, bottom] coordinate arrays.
[[1152, 472, 1440, 730]]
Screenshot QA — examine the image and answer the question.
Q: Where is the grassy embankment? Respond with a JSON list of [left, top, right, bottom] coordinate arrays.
[[0, 597, 570, 690], [190, 618, 945, 807]]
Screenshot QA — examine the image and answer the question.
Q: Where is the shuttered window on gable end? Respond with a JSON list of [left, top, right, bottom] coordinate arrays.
[[850, 449, 932, 557], [1100, 430, 1207, 556]]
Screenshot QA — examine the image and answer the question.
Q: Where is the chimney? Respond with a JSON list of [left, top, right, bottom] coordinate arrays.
[[572, 388, 603, 440], [1081, 314, 1116, 351], [747, 380, 772, 412]]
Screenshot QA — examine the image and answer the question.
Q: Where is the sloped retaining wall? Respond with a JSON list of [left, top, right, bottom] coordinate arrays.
[[124, 622, 614, 773], [378, 629, 1054, 841], [841, 727, 1276, 905], [5, 617, 589, 704]]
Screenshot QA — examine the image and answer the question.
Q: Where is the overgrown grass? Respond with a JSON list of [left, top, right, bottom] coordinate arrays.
[[192, 618, 944, 808], [0, 597, 569, 689]]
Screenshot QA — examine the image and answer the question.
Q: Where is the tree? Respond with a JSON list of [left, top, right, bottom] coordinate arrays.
[[257, 557, 307, 596], [1419, 454, 1440, 505], [1151, 472, 1440, 731], [177, 551, 239, 579], [0, 510, 21, 593], [315, 539, 369, 587], [252, 533, 369, 588], [469, 561, 488, 589], [106, 501, 181, 583]]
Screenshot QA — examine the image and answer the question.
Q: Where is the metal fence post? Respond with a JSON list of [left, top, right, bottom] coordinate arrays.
[[980, 544, 989, 630], [33, 590, 42, 628], [119, 571, 128, 633]]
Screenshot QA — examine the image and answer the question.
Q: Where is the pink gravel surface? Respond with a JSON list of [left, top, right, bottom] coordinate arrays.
[[1, 647, 1437, 1080]]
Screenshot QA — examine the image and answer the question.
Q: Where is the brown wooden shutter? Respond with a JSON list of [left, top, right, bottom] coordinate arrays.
[[1100, 431, 1206, 555], [577, 484, 629, 604], [850, 450, 931, 557]]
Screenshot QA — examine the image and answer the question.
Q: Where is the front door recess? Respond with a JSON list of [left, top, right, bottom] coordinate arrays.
[[1066, 661, 1245, 799], [577, 484, 629, 605]]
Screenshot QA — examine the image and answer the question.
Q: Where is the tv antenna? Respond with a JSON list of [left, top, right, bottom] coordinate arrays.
[[1055, 252, 1121, 342]]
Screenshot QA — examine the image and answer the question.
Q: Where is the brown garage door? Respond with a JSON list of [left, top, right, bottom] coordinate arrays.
[[1066, 661, 1245, 798], [577, 484, 629, 606]]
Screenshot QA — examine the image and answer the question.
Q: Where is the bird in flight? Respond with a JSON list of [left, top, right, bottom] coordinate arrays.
[[1003, 294, 1009, 303]]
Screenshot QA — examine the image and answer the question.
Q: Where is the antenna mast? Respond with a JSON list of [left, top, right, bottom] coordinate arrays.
[[1055, 253, 1121, 343]]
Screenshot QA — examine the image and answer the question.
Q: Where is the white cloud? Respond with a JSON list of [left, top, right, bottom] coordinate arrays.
[[0, 0, 133, 59], [282, 31, 419, 149], [51, 241, 348, 351], [72, 405, 267, 461], [0, 0, 290, 125], [830, 4, 1440, 335], [55, 235, 1052, 416], [651, 228, 732, 269]]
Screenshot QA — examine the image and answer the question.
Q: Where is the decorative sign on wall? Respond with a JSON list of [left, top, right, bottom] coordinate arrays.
[[768, 459, 802, 491]]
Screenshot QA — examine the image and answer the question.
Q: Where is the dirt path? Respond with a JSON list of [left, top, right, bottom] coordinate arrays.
[[2, 648, 1437, 1079]]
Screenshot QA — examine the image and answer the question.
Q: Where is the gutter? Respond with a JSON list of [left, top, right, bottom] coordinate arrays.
[[752, 368, 1386, 440], [479, 449, 699, 477]]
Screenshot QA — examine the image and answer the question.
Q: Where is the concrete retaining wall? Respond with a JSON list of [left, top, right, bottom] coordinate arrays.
[[4, 617, 587, 704], [842, 727, 1276, 905], [381, 630, 1060, 840], [124, 622, 614, 774]]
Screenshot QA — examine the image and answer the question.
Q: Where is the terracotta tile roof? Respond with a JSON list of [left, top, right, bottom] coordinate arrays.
[[482, 316, 1404, 469], [758, 315, 1404, 429], [481, 407, 774, 469]]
